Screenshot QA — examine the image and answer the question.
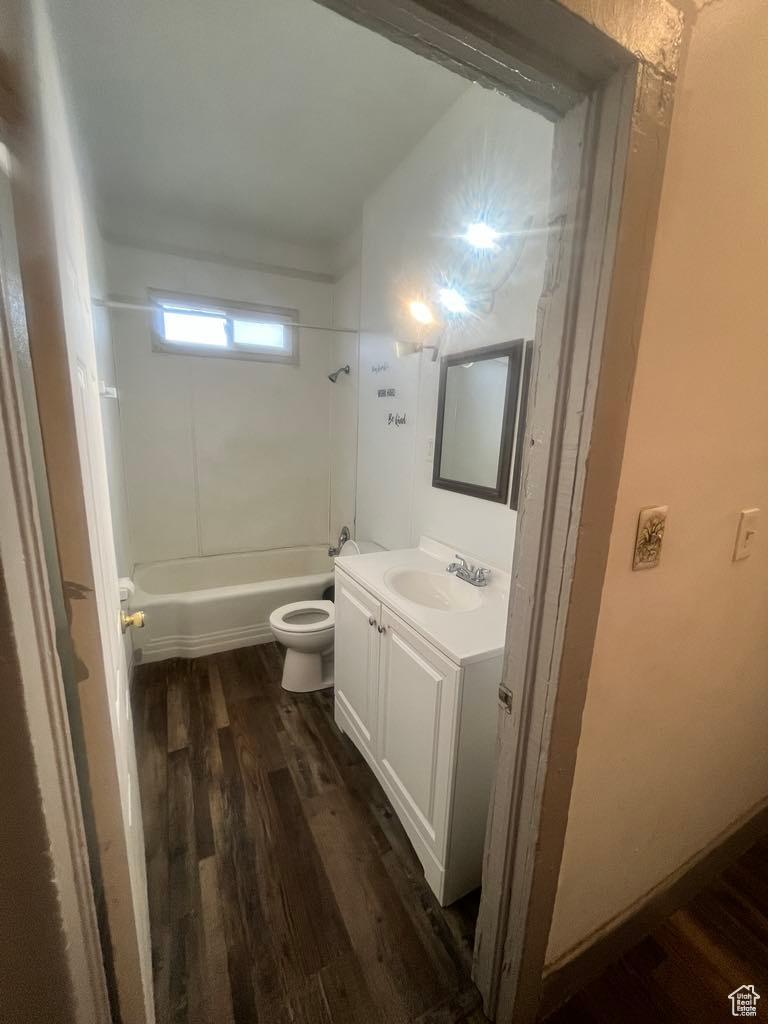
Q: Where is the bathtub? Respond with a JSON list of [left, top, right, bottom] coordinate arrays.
[[131, 545, 334, 663]]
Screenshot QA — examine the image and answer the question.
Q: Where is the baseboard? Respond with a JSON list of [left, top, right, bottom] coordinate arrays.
[[539, 798, 768, 1019]]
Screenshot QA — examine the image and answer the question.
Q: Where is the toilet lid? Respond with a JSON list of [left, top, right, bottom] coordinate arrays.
[[269, 599, 335, 634]]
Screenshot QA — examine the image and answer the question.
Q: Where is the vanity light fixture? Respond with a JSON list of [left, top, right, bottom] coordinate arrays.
[[464, 222, 500, 249], [408, 299, 434, 324], [438, 287, 469, 314], [395, 339, 440, 361]]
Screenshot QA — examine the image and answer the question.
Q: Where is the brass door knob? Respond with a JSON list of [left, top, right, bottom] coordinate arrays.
[[121, 609, 145, 633]]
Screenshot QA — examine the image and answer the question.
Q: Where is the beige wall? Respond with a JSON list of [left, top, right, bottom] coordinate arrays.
[[547, 0, 768, 964]]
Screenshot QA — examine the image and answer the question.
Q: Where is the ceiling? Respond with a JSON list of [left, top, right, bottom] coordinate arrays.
[[50, 0, 468, 253]]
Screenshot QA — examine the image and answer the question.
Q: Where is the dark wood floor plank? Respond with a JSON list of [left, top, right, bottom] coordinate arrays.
[[413, 987, 483, 1024], [285, 974, 334, 1024], [266, 766, 353, 969], [206, 722, 258, 1023], [167, 659, 190, 753], [186, 659, 215, 860], [318, 954, 384, 1024], [215, 724, 284, 1017], [167, 748, 204, 1023], [133, 664, 171, 1023], [207, 659, 230, 729], [254, 641, 285, 682], [230, 695, 352, 991], [308, 784, 446, 1023], [198, 855, 235, 1024], [228, 694, 286, 775], [275, 696, 344, 799]]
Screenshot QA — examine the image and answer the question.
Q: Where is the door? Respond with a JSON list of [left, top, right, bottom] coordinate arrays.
[[376, 607, 459, 854], [334, 568, 381, 755], [5, 13, 154, 1015]]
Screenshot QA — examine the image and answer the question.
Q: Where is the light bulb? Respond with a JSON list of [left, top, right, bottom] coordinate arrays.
[[408, 299, 434, 325], [439, 288, 469, 314], [464, 222, 499, 249]]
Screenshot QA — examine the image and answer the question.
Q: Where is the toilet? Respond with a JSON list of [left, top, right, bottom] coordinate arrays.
[[269, 600, 335, 693], [270, 537, 383, 692]]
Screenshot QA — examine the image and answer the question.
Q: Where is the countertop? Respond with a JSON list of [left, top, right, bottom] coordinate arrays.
[[335, 537, 510, 666]]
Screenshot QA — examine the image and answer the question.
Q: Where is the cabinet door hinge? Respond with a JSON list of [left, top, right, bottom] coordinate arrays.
[[498, 687, 513, 714]]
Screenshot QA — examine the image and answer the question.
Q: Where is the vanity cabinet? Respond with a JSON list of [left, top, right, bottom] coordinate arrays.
[[334, 565, 501, 905], [334, 571, 380, 759]]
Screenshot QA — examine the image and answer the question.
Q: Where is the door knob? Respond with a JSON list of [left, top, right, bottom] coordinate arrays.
[[121, 609, 145, 633], [377, 624, 386, 634], [369, 616, 376, 627]]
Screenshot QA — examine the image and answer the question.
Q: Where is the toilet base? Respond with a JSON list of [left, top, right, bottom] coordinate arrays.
[[281, 648, 334, 693]]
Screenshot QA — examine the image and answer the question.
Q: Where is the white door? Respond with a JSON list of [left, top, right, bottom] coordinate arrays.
[[65, 282, 153, 1024], [334, 569, 381, 755], [376, 607, 459, 854], [3, 106, 154, 1020]]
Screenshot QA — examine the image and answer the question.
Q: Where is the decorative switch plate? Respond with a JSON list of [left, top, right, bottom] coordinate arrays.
[[633, 505, 668, 570]]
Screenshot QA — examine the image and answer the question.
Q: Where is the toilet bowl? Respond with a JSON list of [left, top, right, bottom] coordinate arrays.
[[270, 538, 384, 692], [269, 600, 335, 692]]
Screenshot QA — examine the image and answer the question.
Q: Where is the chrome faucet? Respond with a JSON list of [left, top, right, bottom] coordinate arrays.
[[329, 525, 351, 557], [447, 554, 491, 587]]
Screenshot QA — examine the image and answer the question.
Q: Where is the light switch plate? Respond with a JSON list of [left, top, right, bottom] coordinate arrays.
[[733, 508, 760, 561], [633, 505, 668, 570]]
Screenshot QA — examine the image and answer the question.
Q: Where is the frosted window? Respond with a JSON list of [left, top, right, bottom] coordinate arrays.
[[233, 318, 286, 350], [162, 309, 228, 347], [153, 293, 297, 363]]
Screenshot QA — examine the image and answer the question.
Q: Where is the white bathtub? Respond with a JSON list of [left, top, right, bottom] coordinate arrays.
[[132, 546, 334, 663]]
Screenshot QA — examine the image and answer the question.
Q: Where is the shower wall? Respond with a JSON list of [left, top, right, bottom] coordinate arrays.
[[106, 241, 336, 565]]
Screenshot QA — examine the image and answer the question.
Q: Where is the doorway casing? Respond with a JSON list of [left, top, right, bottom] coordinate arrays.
[[317, 2, 681, 1021]]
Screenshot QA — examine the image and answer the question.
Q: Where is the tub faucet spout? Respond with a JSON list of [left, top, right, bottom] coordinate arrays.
[[329, 525, 351, 557]]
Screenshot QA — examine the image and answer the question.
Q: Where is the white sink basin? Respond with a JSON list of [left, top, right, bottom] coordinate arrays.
[[383, 568, 483, 611]]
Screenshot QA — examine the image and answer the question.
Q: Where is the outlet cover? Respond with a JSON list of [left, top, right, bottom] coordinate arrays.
[[633, 505, 668, 570]]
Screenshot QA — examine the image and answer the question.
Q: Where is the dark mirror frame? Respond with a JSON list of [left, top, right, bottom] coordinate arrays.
[[432, 339, 524, 504], [509, 339, 532, 511]]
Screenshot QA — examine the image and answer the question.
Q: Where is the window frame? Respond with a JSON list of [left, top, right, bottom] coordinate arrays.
[[149, 289, 300, 364]]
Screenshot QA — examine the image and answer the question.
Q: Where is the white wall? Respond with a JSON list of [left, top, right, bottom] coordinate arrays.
[[106, 242, 335, 565], [547, 0, 768, 966], [355, 85, 552, 569], [329, 257, 361, 544]]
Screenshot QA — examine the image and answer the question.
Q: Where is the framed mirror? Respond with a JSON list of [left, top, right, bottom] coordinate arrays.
[[433, 340, 524, 503]]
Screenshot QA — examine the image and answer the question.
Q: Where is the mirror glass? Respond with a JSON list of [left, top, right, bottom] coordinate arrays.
[[433, 342, 522, 502]]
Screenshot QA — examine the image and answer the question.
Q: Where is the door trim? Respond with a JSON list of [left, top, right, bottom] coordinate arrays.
[[316, 3, 681, 1021]]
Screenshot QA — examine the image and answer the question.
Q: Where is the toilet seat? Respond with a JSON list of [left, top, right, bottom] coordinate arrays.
[[269, 600, 334, 635]]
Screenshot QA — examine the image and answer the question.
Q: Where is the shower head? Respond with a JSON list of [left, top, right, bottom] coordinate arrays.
[[328, 364, 350, 383]]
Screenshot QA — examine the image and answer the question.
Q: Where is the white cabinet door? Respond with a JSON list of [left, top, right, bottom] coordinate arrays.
[[334, 569, 381, 756], [377, 607, 460, 856]]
